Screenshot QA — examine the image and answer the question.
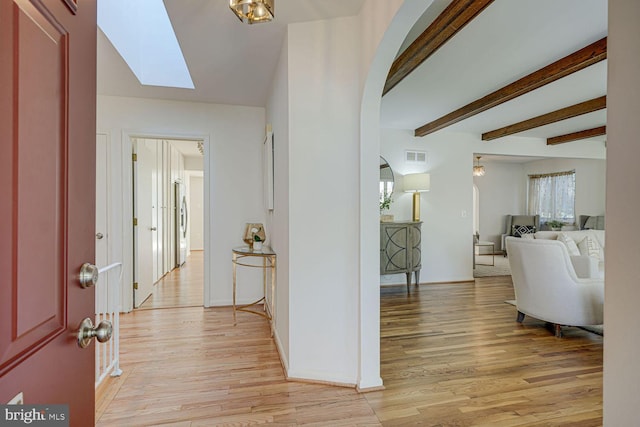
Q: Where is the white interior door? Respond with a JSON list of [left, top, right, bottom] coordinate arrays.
[[151, 141, 159, 283], [134, 139, 156, 307], [154, 141, 168, 280], [162, 141, 171, 275]]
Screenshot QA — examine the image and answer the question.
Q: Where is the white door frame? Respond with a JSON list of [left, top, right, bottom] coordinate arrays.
[[121, 130, 210, 312]]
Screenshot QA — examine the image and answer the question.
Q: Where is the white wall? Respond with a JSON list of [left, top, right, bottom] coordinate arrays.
[[286, 16, 362, 385], [474, 161, 525, 250], [380, 128, 606, 285], [184, 156, 203, 171], [265, 0, 418, 387], [604, 1, 640, 423], [189, 174, 204, 251], [266, 32, 290, 370], [380, 129, 476, 284], [97, 95, 266, 311]]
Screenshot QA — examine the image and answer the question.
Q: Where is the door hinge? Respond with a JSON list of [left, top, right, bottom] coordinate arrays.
[[133, 217, 138, 226], [132, 153, 137, 162], [133, 282, 139, 290]]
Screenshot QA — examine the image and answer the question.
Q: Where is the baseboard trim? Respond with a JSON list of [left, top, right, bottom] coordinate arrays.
[[257, 315, 358, 392], [286, 375, 356, 389], [382, 279, 475, 287], [273, 328, 289, 376], [208, 299, 263, 307], [356, 384, 386, 393], [274, 332, 382, 392], [418, 279, 475, 286]]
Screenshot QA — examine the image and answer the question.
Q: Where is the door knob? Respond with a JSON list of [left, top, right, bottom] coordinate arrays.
[[79, 263, 99, 288], [149, 227, 157, 231], [96, 232, 104, 239], [77, 318, 113, 348]]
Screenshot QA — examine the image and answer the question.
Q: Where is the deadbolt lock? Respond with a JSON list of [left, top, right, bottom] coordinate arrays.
[[79, 263, 99, 288]]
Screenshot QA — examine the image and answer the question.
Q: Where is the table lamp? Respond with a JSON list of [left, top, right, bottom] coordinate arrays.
[[404, 173, 430, 222]]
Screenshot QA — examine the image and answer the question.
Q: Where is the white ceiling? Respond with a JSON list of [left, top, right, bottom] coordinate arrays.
[[167, 139, 202, 158], [97, 0, 365, 107], [97, 0, 608, 143], [381, 0, 608, 143]]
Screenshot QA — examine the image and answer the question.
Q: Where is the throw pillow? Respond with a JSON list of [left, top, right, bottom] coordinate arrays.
[[577, 236, 601, 259], [557, 232, 580, 256], [512, 225, 536, 238], [521, 233, 535, 240]]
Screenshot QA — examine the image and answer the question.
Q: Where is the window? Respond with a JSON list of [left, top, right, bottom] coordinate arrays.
[[528, 170, 576, 224]]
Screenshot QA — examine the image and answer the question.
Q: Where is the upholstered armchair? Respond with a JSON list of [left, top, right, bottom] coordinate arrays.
[[579, 215, 605, 230], [506, 237, 604, 337], [501, 214, 540, 255]]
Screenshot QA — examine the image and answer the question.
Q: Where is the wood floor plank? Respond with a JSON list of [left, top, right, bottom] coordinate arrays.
[[139, 251, 204, 310], [97, 272, 602, 426]]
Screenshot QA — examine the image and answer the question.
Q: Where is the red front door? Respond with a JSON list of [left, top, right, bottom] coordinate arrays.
[[0, 0, 97, 425]]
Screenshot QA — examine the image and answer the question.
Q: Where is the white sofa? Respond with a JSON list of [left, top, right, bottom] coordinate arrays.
[[532, 230, 605, 279], [506, 237, 604, 336]]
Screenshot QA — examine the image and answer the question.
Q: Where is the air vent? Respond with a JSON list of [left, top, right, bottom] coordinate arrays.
[[406, 150, 427, 164]]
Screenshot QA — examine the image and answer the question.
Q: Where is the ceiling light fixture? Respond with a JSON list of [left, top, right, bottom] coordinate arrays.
[[473, 156, 486, 177], [229, 0, 274, 25]]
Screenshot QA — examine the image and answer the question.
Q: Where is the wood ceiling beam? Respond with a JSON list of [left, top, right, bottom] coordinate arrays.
[[482, 96, 606, 141], [414, 37, 607, 137], [383, 0, 494, 96], [547, 126, 606, 145]]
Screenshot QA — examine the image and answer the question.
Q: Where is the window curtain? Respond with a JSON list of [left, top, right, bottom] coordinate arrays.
[[528, 170, 576, 223]]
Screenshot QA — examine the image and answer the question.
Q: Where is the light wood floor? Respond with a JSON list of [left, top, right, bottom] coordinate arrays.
[[97, 275, 603, 426], [139, 251, 204, 310]]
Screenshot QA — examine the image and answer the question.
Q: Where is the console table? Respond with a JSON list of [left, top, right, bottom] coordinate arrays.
[[232, 246, 276, 336], [380, 221, 422, 290]]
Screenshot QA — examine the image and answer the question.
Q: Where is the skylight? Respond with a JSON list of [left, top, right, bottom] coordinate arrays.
[[98, 0, 194, 89]]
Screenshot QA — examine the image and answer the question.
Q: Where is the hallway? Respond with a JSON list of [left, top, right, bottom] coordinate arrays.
[[138, 251, 204, 310]]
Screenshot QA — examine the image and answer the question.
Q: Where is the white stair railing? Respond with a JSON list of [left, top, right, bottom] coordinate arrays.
[[95, 262, 123, 388]]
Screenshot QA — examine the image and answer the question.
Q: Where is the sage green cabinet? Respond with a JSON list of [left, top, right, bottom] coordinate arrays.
[[380, 221, 422, 289]]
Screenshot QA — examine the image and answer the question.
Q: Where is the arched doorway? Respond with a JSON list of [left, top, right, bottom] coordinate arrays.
[[357, 0, 435, 390]]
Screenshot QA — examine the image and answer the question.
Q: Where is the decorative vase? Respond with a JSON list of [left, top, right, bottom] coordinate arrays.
[[253, 241, 263, 251]]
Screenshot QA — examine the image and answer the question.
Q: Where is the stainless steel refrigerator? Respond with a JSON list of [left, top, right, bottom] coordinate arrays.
[[175, 181, 188, 267]]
